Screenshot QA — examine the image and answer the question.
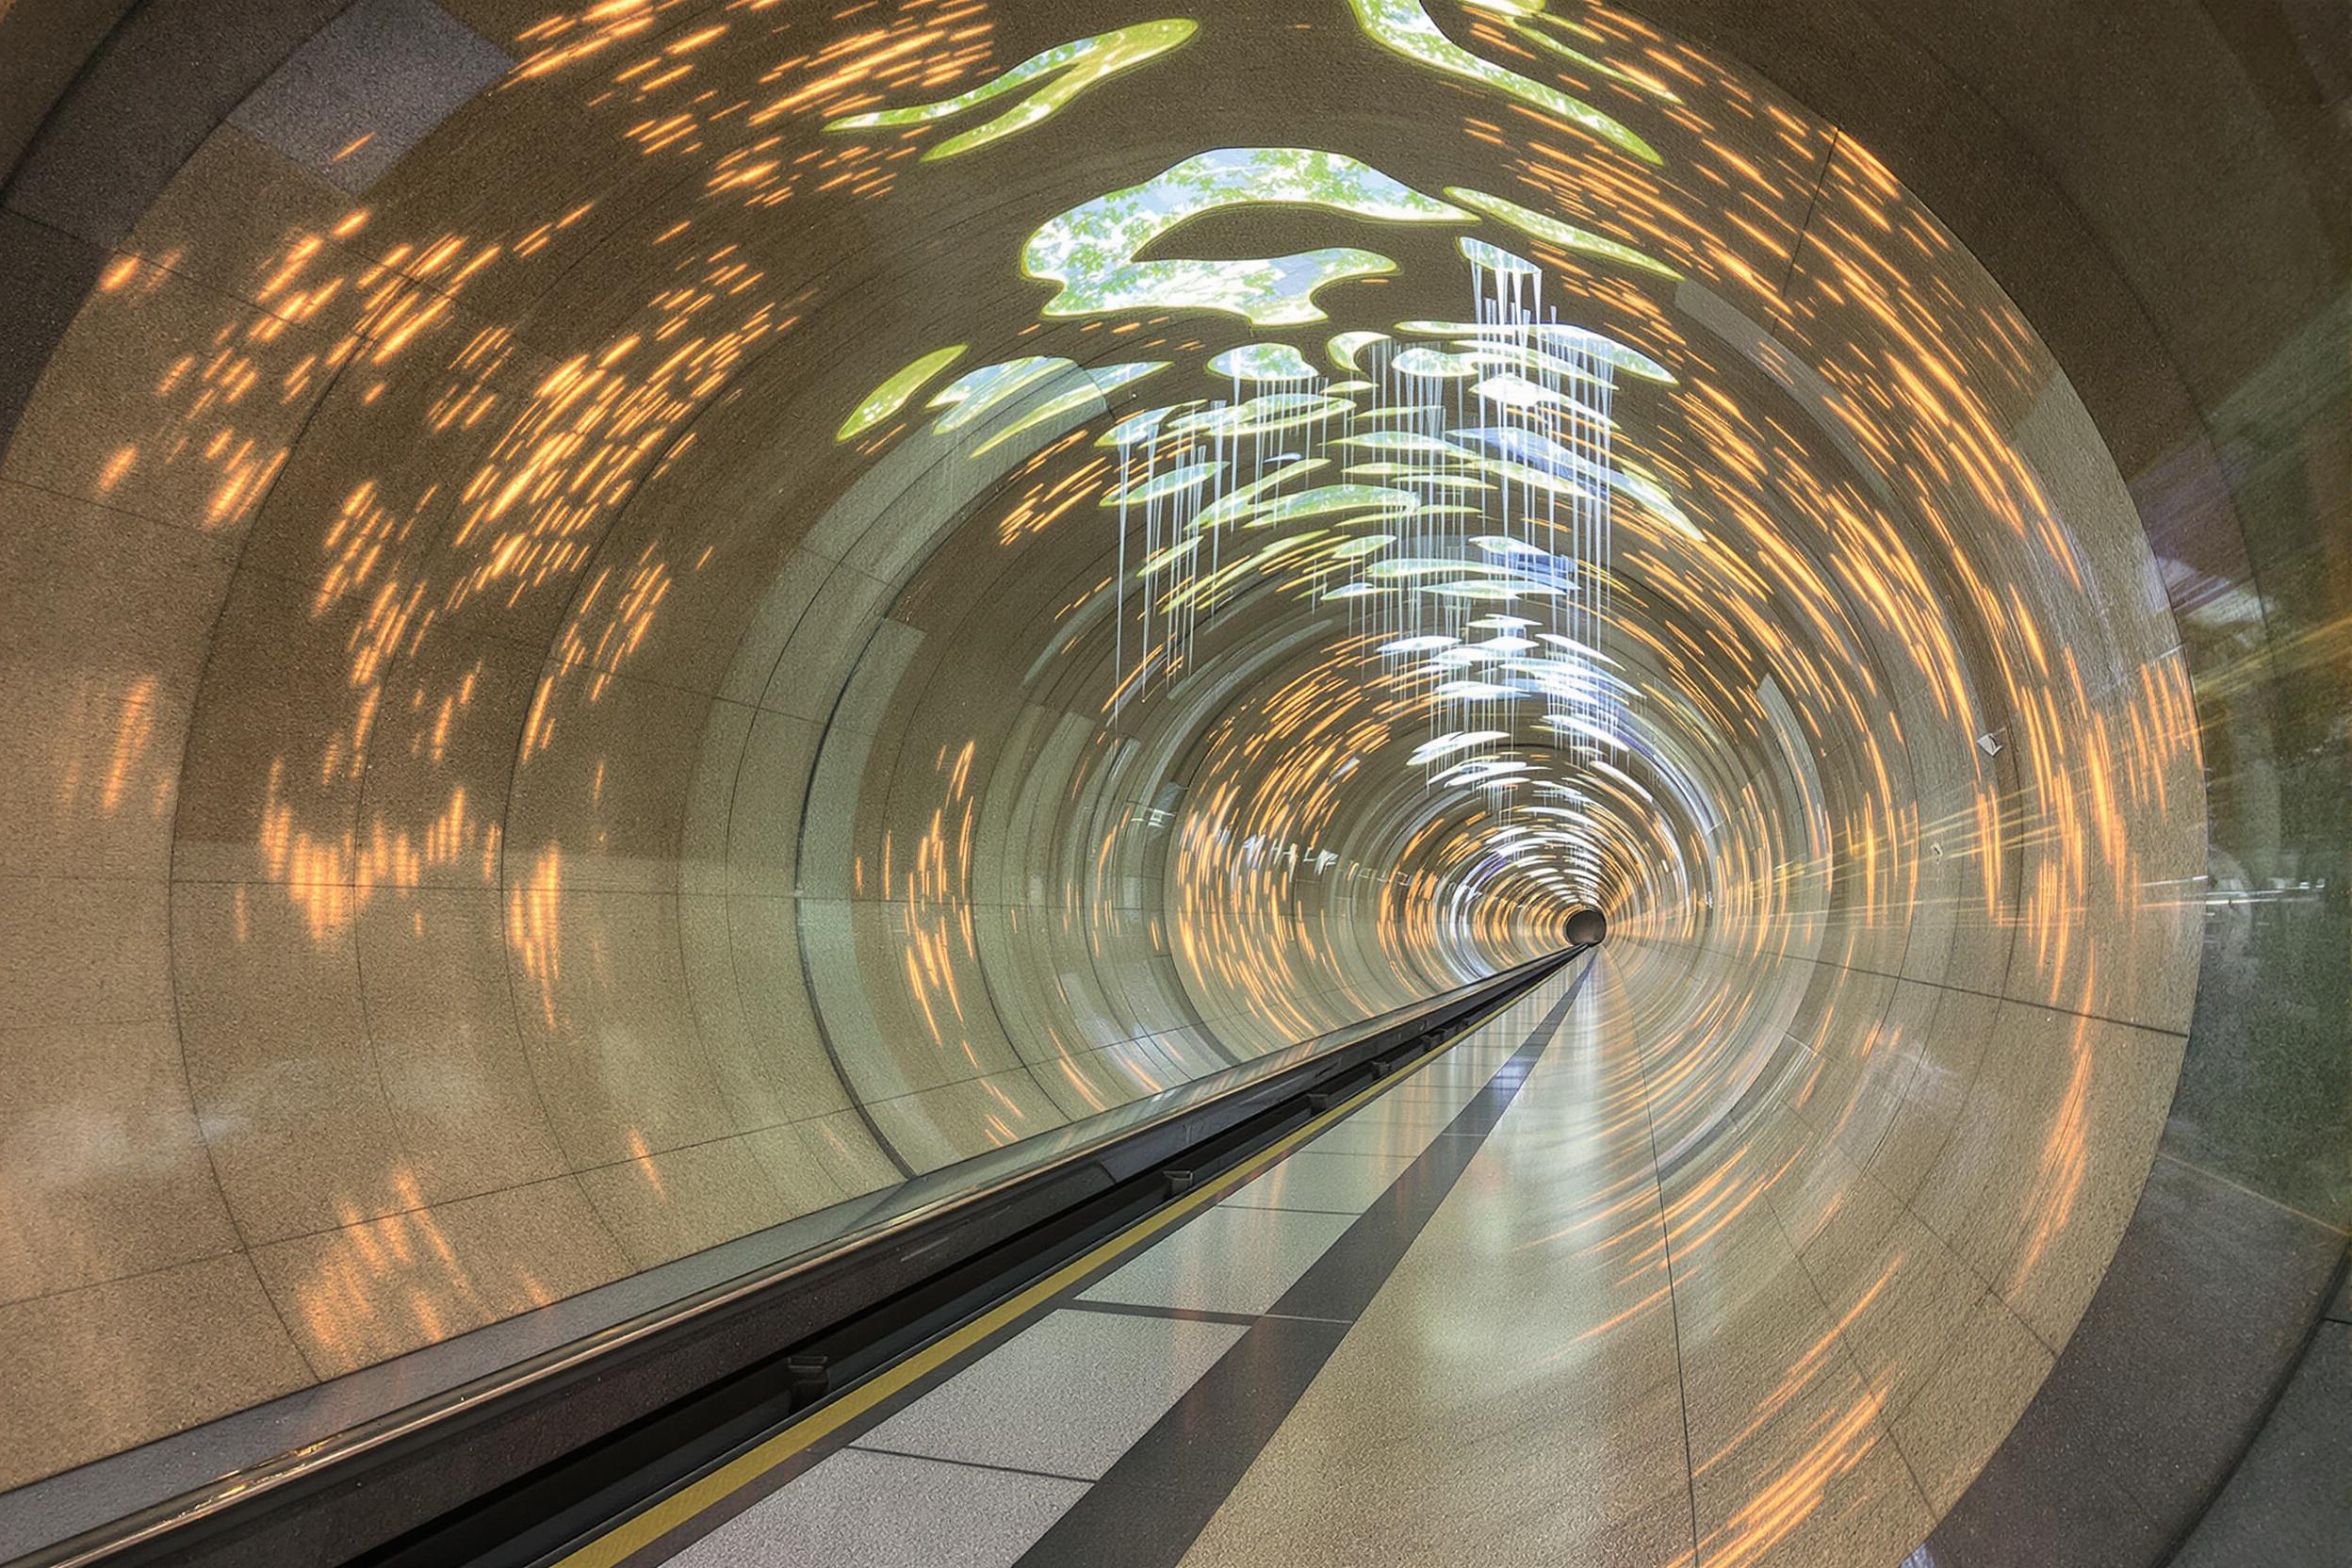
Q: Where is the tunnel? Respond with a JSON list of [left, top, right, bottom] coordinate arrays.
[[0, 0, 2345, 1565]]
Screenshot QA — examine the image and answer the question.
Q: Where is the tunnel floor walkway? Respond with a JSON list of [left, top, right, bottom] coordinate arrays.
[[538, 951, 1924, 1568]]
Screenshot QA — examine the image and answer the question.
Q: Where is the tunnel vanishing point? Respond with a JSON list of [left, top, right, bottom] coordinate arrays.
[[0, 1, 2347, 1565]]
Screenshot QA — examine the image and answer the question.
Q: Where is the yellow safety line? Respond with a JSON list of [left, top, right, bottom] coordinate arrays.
[[548, 1004, 1523, 1567]]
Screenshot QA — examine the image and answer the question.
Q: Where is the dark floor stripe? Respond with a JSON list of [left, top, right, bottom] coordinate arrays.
[[1011, 957, 1594, 1568]]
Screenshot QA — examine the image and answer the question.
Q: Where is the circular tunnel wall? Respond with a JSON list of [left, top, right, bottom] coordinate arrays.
[[0, 1, 2343, 1563]]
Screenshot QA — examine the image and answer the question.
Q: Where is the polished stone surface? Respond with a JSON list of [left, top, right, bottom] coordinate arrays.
[[227, 0, 510, 195], [858, 1309, 1248, 1481], [0, 0, 2343, 1560], [665, 1446, 1086, 1568], [1218, 1149, 1417, 1217], [1079, 1206, 1360, 1319]]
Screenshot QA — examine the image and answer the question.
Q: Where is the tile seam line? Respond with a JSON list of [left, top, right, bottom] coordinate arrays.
[[1755, 1116, 1941, 1532], [1217, 1201, 1412, 1218], [1662, 936, 2194, 1040], [839, 1444, 1098, 1487]]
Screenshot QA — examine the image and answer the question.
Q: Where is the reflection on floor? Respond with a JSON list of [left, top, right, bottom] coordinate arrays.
[[550, 952, 2033, 1568]]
